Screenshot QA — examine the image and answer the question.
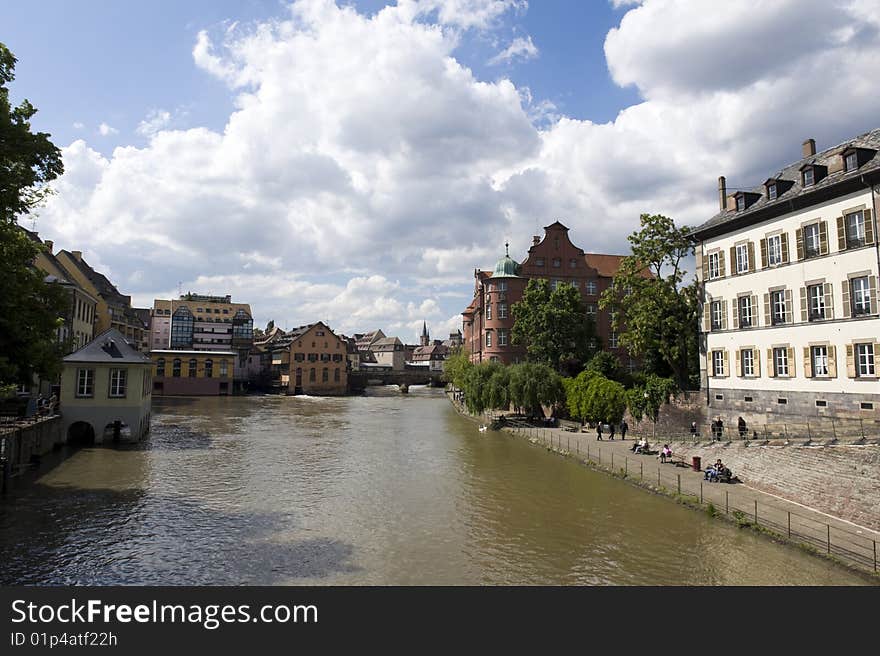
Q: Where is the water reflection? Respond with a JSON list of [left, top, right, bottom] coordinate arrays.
[[0, 390, 868, 585]]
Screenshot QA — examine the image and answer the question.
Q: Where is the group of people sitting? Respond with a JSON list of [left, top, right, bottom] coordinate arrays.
[[631, 437, 649, 454], [704, 459, 733, 483], [658, 444, 673, 463]]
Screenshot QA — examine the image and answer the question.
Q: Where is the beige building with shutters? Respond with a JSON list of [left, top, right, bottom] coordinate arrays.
[[693, 130, 880, 422]]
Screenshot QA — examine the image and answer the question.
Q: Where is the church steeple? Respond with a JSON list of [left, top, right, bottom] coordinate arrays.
[[420, 321, 429, 346]]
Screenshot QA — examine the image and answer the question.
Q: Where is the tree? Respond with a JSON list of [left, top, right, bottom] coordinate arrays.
[[461, 361, 504, 414], [442, 347, 472, 390], [564, 371, 627, 426], [599, 213, 700, 389], [584, 350, 627, 385], [627, 374, 677, 439], [512, 278, 596, 375], [0, 43, 66, 393], [508, 362, 564, 416]]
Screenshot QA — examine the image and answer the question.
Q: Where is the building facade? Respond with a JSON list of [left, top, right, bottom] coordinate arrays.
[[462, 222, 635, 366], [150, 350, 236, 396], [692, 131, 880, 421], [267, 322, 348, 395], [60, 329, 152, 444]]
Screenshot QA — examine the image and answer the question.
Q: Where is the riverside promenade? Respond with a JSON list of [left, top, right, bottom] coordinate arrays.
[[500, 419, 880, 578]]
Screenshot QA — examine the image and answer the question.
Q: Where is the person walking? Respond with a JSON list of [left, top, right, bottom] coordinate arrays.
[[609, 422, 615, 440], [620, 420, 628, 441], [738, 416, 747, 439], [690, 421, 698, 439], [596, 422, 603, 440]]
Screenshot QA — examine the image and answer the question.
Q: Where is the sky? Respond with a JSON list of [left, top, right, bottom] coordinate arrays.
[[2, 0, 879, 342]]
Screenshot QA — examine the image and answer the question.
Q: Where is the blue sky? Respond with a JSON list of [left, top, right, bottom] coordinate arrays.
[[2, 0, 878, 341]]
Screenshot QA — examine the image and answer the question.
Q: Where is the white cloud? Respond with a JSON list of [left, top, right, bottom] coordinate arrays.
[[38, 0, 880, 342], [72, 121, 84, 130], [489, 35, 538, 65], [97, 122, 118, 136], [136, 109, 172, 137]]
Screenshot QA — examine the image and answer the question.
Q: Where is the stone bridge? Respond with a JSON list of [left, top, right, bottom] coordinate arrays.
[[349, 368, 445, 392]]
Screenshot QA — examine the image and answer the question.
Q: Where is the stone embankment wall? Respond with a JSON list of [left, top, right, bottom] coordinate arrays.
[[670, 441, 880, 532], [624, 391, 705, 436], [0, 417, 63, 492]]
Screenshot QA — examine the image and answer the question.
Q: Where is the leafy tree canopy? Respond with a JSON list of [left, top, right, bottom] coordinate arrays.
[[508, 362, 564, 415], [563, 371, 627, 425]]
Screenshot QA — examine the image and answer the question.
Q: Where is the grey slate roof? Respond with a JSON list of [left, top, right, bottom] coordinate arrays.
[[693, 127, 880, 238], [63, 329, 151, 364]]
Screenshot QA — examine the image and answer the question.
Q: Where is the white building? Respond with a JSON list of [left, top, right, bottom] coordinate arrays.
[[692, 131, 879, 422]]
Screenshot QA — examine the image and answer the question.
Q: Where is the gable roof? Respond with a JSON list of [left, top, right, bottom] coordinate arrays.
[[63, 329, 151, 364]]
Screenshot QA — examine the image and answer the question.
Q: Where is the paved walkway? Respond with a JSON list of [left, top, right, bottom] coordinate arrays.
[[502, 420, 880, 577]]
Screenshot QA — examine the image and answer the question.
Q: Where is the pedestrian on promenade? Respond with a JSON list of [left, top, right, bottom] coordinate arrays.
[[690, 421, 697, 438], [596, 422, 603, 440], [738, 416, 747, 439], [716, 418, 724, 440], [620, 420, 628, 441], [609, 422, 615, 440]]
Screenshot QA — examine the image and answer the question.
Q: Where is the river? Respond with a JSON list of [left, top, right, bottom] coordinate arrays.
[[0, 387, 868, 585]]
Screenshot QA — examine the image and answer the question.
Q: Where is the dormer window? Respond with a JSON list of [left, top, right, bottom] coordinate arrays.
[[845, 151, 858, 172], [767, 184, 777, 200], [736, 196, 745, 211], [733, 191, 760, 212], [803, 168, 815, 186]]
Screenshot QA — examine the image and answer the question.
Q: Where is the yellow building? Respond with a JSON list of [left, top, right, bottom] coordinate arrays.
[[60, 329, 152, 444], [150, 350, 235, 396], [268, 322, 348, 395]]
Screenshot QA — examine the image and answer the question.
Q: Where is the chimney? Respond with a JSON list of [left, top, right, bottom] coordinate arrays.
[[802, 138, 816, 158], [71, 250, 82, 261], [718, 176, 727, 211], [532, 236, 540, 246], [44, 240, 53, 253]]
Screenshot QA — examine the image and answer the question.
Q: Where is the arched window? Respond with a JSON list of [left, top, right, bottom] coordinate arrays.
[[220, 360, 228, 377], [204, 359, 213, 378], [309, 368, 316, 382], [172, 359, 181, 377], [188, 359, 198, 377], [156, 358, 165, 377]]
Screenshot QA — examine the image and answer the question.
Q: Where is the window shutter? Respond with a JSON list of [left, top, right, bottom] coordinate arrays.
[[760, 238, 768, 268], [870, 276, 878, 315], [824, 283, 834, 320], [763, 293, 771, 326], [732, 299, 739, 329], [722, 350, 729, 377], [751, 295, 758, 324], [799, 287, 808, 322], [781, 233, 790, 263], [735, 349, 742, 377], [803, 347, 812, 378], [819, 220, 829, 255], [718, 250, 726, 277], [827, 345, 837, 378], [865, 209, 875, 245], [748, 242, 755, 272], [846, 344, 856, 378], [730, 247, 736, 274], [702, 302, 711, 332], [784, 289, 793, 323], [837, 216, 846, 251], [841, 280, 851, 318], [754, 348, 761, 377], [697, 249, 707, 281], [767, 349, 776, 377], [787, 347, 796, 377], [721, 300, 728, 330], [796, 227, 804, 260]]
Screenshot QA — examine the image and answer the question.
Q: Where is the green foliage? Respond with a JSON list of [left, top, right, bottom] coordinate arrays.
[[599, 213, 700, 389], [585, 350, 627, 385], [563, 371, 627, 425], [706, 503, 717, 517], [507, 362, 564, 414], [627, 374, 677, 424], [0, 44, 67, 388], [442, 347, 473, 389], [461, 361, 506, 414], [511, 278, 597, 375]]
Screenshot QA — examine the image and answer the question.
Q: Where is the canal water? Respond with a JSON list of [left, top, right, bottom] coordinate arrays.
[[0, 388, 868, 585]]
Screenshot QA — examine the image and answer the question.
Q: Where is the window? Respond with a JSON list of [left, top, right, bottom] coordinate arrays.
[[773, 347, 789, 376], [736, 195, 745, 211], [845, 211, 865, 248], [316, 330, 324, 336], [857, 343, 875, 377], [172, 359, 181, 377], [816, 400, 827, 407], [109, 369, 127, 398], [204, 359, 213, 378], [334, 368, 340, 382], [767, 234, 782, 265], [498, 303, 507, 319], [188, 359, 197, 377], [569, 258, 577, 268], [586, 303, 597, 317], [486, 303, 492, 320], [803, 223, 820, 258], [851, 277, 871, 316], [609, 331, 619, 349], [771, 290, 786, 325], [220, 360, 228, 377], [736, 243, 749, 273], [862, 402, 874, 410], [744, 396, 753, 403], [551, 279, 561, 291], [294, 353, 305, 362], [322, 368, 329, 382], [712, 351, 725, 376], [156, 358, 165, 377], [711, 300, 723, 330], [586, 280, 598, 295], [76, 368, 94, 397], [535, 257, 545, 267], [768, 184, 777, 200], [498, 280, 507, 292], [812, 346, 828, 377], [845, 152, 858, 172], [320, 353, 330, 362], [708, 252, 720, 280], [486, 331, 492, 348], [808, 284, 825, 320], [803, 168, 815, 186], [309, 368, 316, 382], [741, 349, 754, 376], [499, 329, 508, 346], [552, 258, 561, 268], [738, 296, 753, 328]]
